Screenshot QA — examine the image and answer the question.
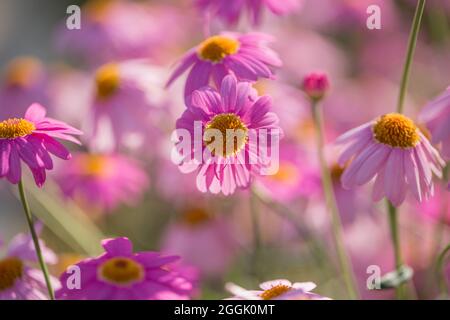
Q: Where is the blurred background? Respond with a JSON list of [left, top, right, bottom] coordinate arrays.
[[0, 0, 449, 299]]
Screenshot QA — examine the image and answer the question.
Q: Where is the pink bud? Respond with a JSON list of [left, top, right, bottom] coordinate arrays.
[[302, 72, 329, 101]]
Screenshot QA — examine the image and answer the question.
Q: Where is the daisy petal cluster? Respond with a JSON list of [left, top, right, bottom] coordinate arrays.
[[0, 103, 82, 187], [174, 74, 282, 195], [336, 113, 445, 206], [226, 279, 330, 300], [0, 232, 58, 300], [57, 237, 195, 300]]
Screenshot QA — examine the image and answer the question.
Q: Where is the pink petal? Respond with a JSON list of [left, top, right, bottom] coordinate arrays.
[[101, 237, 133, 256], [24, 103, 47, 123], [384, 149, 407, 206]]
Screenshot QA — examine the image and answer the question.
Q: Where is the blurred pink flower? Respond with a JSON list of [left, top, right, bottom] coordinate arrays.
[[302, 72, 330, 101], [0, 57, 48, 119], [336, 113, 445, 206], [255, 142, 320, 202], [226, 279, 330, 300], [417, 184, 450, 226], [0, 103, 82, 187], [86, 61, 166, 151], [195, 0, 301, 26], [57, 237, 195, 300], [0, 231, 58, 300], [174, 75, 282, 195], [161, 206, 237, 277], [167, 32, 281, 99], [55, 0, 190, 65], [55, 152, 149, 213], [419, 87, 450, 160]]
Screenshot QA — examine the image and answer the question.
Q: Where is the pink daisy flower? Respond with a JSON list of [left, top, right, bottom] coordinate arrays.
[[166, 32, 281, 99], [195, 0, 301, 26], [419, 87, 450, 160], [0, 103, 82, 187], [225, 279, 330, 300], [57, 237, 195, 300], [0, 231, 59, 300], [174, 74, 282, 195], [55, 152, 149, 212], [336, 113, 445, 206]]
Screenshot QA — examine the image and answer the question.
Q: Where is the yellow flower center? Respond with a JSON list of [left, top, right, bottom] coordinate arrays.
[[0, 257, 24, 291], [80, 155, 111, 176], [204, 113, 248, 157], [198, 36, 239, 63], [85, 0, 114, 22], [4, 57, 43, 88], [99, 257, 144, 286], [271, 163, 299, 184], [260, 284, 292, 300], [0, 118, 35, 139], [330, 163, 345, 183], [373, 113, 420, 148], [182, 207, 211, 226], [95, 63, 120, 99]]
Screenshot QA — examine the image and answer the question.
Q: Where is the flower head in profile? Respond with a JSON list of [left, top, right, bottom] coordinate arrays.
[[0, 103, 82, 187], [0, 231, 58, 300], [57, 237, 195, 300], [195, 0, 302, 26], [167, 32, 281, 99], [174, 75, 282, 195], [55, 152, 149, 212], [419, 87, 450, 160], [225, 279, 330, 300], [336, 113, 445, 206]]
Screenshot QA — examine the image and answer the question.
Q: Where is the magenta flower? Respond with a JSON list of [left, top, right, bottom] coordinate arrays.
[[0, 103, 82, 187], [302, 72, 330, 101], [87, 61, 165, 150], [336, 113, 445, 206], [225, 279, 330, 300], [0, 232, 58, 300], [174, 75, 282, 195], [419, 87, 450, 160], [167, 32, 281, 99], [57, 237, 195, 300], [55, 152, 149, 212], [195, 0, 301, 26]]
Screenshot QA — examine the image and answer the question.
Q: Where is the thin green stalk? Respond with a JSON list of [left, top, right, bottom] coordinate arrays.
[[249, 188, 261, 279], [311, 101, 359, 300], [396, 0, 426, 113], [18, 180, 55, 300], [387, 201, 405, 299], [436, 243, 450, 297]]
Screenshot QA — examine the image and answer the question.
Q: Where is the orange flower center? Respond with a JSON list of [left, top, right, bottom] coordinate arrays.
[[182, 207, 211, 226], [260, 284, 292, 300], [271, 163, 299, 184], [99, 257, 144, 286], [4, 57, 43, 88], [0, 257, 24, 291], [0, 118, 35, 139], [80, 155, 111, 176], [198, 36, 239, 63], [95, 63, 120, 99], [373, 113, 419, 148], [204, 113, 248, 157]]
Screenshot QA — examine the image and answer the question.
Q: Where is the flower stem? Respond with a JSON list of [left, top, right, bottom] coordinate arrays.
[[396, 0, 426, 114], [249, 188, 261, 279], [436, 242, 450, 297], [387, 201, 406, 299], [311, 101, 359, 300], [17, 180, 55, 300]]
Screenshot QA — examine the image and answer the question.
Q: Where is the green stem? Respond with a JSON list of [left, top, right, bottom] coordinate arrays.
[[396, 0, 426, 113], [436, 243, 450, 297], [311, 101, 359, 300], [18, 180, 55, 300], [387, 201, 405, 299], [249, 188, 261, 279]]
